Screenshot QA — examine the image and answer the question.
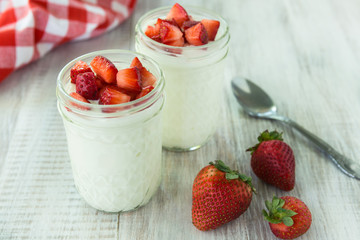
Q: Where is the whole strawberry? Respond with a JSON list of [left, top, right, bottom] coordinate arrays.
[[247, 130, 295, 191], [192, 160, 255, 231], [263, 196, 312, 239]]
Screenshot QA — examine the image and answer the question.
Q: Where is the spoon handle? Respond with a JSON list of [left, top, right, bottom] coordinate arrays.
[[277, 116, 360, 179]]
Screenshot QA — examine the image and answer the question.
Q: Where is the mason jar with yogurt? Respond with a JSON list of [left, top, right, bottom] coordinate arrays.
[[56, 50, 165, 212], [135, 6, 230, 151]]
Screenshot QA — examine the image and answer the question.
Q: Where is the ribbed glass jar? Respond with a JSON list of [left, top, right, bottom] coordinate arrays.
[[135, 6, 230, 151], [56, 50, 165, 212]]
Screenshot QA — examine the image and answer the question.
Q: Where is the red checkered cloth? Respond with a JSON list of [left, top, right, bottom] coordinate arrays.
[[0, 0, 137, 83]]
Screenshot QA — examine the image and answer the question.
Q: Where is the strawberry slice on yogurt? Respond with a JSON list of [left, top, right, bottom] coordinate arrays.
[[76, 72, 99, 100], [159, 21, 184, 47], [201, 19, 220, 41], [99, 86, 131, 105], [116, 67, 142, 94], [90, 55, 118, 84], [185, 22, 208, 46], [166, 3, 190, 27], [66, 56, 157, 110], [130, 57, 157, 87], [70, 60, 92, 83], [144, 3, 220, 47]]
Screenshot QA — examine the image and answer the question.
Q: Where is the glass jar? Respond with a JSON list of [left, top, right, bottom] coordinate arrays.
[[56, 50, 165, 212], [135, 6, 230, 151]]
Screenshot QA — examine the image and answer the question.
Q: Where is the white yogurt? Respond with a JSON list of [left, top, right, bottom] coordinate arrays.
[[135, 6, 230, 151], [56, 50, 165, 212], [59, 102, 163, 212]]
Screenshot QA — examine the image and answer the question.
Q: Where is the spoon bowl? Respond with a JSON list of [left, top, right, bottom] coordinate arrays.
[[231, 76, 360, 180], [231, 77, 277, 118]]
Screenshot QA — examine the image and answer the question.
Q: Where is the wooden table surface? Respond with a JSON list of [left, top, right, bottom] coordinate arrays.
[[1, 0, 360, 239]]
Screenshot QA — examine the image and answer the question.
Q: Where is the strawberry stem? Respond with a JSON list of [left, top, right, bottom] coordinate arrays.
[[262, 196, 297, 226], [210, 160, 256, 193], [246, 130, 283, 155]]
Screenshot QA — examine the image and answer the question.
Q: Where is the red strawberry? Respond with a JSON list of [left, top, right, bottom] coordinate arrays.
[[130, 56, 143, 69], [116, 67, 142, 93], [130, 57, 156, 87], [166, 3, 190, 27], [90, 55, 118, 84], [75, 72, 99, 100], [99, 86, 131, 105], [145, 25, 161, 42], [136, 85, 154, 99], [95, 77, 105, 90], [185, 22, 208, 46], [160, 21, 184, 47], [166, 37, 185, 47], [70, 92, 89, 103], [201, 19, 220, 41], [68, 92, 90, 111], [182, 20, 200, 31], [70, 60, 92, 83], [160, 18, 179, 28], [263, 196, 312, 239], [247, 130, 295, 191], [140, 68, 156, 87], [192, 160, 255, 231]]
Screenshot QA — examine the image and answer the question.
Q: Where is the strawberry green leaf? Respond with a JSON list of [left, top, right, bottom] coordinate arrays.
[[246, 130, 284, 155], [284, 209, 298, 217], [265, 200, 272, 211], [279, 199, 285, 208], [273, 197, 280, 209], [282, 217, 294, 226], [262, 196, 298, 226], [210, 160, 256, 193], [211, 160, 232, 173], [262, 210, 269, 218], [226, 173, 239, 179]]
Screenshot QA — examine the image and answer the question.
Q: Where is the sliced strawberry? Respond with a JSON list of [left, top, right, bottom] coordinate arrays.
[[103, 84, 138, 100], [70, 92, 90, 103], [70, 60, 92, 83], [130, 57, 143, 69], [145, 25, 161, 42], [154, 18, 164, 30], [166, 3, 190, 27], [161, 18, 179, 28], [185, 22, 208, 46], [90, 55, 118, 84], [98, 85, 120, 97], [76, 72, 99, 100], [182, 20, 200, 31], [167, 37, 185, 47], [116, 67, 142, 93], [99, 86, 131, 105], [136, 85, 154, 99], [95, 77, 106, 90], [201, 19, 220, 41], [69, 92, 90, 111], [130, 57, 157, 87], [140, 68, 156, 87], [160, 21, 184, 46]]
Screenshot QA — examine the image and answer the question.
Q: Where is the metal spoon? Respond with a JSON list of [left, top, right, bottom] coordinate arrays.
[[231, 76, 360, 180]]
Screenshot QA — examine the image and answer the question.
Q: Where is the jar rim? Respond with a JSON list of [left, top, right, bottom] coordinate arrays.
[[56, 49, 165, 117], [135, 5, 230, 51]]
